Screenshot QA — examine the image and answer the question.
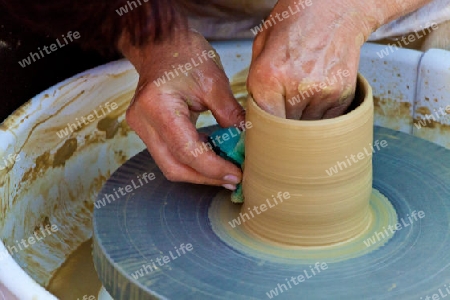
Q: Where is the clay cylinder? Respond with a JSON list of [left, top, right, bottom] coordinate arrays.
[[242, 74, 374, 246]]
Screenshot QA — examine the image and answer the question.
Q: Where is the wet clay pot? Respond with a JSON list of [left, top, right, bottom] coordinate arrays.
[[242, 74, 374, 247]]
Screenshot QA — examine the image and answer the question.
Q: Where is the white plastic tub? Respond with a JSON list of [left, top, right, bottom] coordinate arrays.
[[0, 41, 449, 299]]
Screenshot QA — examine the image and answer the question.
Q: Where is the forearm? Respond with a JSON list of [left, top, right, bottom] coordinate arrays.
[[118, 20, 187, 75], [369, 0, 450, 40], [276, 0, 432, 45], [356, 0, 433, 37], [344, 0, 434, 44]]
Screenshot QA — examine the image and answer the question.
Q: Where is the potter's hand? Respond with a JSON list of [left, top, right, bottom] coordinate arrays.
[[247, 0, 375, 120], [121, 30, 245, 189]]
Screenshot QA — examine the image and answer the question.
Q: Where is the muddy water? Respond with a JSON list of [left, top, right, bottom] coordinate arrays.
[[47, 239, 101, 300]]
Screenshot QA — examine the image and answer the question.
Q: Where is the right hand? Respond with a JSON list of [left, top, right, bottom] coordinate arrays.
[[122, 30, 245, 190], [247, 0, 372, 120]]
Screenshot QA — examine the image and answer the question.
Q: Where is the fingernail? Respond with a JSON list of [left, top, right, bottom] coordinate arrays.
[[222, 184, 236, 191], [223, 175, 240, 184]]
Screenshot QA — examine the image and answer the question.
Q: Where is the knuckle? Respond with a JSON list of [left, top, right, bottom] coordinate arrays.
[[172, 141, 198, 165], [248, 64, 284, 94], [163, 169, 181, 182], [248, 62, 267, 80], [228, 105, 245, 121]]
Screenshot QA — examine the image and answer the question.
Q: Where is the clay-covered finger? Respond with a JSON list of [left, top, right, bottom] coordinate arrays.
[[141, 122, 236, 186], [151, 96, 242, 183], [285, 87, 310, 120], [300, 79, 356, 120], [322, 92, 354, 119], [247, 48, 290, 118], [199, 70, 246, 128]]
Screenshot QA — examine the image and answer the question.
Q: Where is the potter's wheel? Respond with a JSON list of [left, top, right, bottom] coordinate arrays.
[[93, 125, 450, 300]]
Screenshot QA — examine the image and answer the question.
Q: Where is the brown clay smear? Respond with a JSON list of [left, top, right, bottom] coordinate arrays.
[[373, 96, 412, 131], [0, 66, 143, 289]]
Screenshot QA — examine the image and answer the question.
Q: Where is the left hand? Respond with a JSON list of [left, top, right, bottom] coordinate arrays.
[[121, 30, 245, 189]]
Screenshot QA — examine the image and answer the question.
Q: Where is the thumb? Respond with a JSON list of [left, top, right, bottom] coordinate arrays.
[[204, 72, 246, 128]]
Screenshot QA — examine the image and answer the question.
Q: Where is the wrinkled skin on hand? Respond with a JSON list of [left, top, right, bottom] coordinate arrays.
[[125, 30, 245, 189], [248, 0, 373, 120]]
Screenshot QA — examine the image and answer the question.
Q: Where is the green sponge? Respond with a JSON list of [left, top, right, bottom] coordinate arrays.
[[208, 127, 245, 203]]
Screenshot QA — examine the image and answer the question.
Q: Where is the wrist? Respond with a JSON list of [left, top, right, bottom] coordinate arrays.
[[118, 25, 198, 75], [118, 30, 149, 74], [336, 0, 386, 42], [275, 0, 380, 43], [345, 0, 432, 38]]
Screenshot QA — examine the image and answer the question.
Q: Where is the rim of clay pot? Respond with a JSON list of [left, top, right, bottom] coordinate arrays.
[[248, 74, 372, 126]]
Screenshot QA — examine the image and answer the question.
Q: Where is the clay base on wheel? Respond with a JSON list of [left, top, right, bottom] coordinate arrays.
[[209, 188, 397, 264]]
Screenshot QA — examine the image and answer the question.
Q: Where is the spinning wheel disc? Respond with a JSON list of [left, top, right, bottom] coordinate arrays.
[[93, 126, 450, 300]]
